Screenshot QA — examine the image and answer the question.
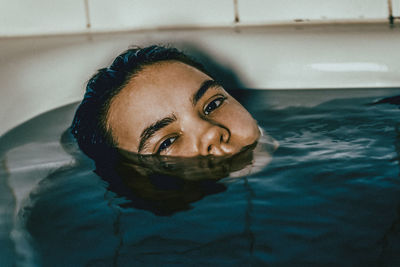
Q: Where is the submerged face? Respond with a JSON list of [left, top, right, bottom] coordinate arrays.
[[106, 61, 260, 157]]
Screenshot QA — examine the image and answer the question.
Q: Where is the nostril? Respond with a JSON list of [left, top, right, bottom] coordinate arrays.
[[220, 135, 223, 142], [207, 145, 212, 152]]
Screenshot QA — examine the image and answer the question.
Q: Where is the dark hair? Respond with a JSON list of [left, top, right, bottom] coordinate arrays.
[[70, 45, 208, 161]]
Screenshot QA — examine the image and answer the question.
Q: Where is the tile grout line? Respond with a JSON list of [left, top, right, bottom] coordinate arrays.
[[233, 0, 240, 24], [84, 0, 91, 29]]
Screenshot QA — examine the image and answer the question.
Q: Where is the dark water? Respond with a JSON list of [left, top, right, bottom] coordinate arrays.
[[1, 89, 400, 266]]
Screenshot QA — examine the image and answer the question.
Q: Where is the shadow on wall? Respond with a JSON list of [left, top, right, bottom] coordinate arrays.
[[173, 42, 247, 90]]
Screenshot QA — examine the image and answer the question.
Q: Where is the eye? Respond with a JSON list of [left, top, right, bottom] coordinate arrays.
[[157, 136, 177, 154], [204, 96, 226, 115]]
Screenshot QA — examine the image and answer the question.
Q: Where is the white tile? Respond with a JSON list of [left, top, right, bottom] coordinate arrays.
[[89, 0, 234, 31], [393, 0, 400, 17], [0, 0, 86, 36], [238, 0, 388, 24]]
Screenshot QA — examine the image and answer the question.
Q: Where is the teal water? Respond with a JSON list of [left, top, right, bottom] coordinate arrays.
[[1, 89, 400, 266]]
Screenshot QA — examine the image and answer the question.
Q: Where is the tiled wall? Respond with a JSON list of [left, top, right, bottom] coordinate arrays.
[[0, 0, 87, 36], [89, 0, 234, 31], [0, 0, 396, 37]]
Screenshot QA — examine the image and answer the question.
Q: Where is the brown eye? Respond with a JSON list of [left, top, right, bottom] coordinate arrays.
[[157, 136, 177, 153], [204, 96, 226, 115]]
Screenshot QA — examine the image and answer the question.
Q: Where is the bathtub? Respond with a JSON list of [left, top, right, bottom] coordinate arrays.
[[1, 23, 400, 266]]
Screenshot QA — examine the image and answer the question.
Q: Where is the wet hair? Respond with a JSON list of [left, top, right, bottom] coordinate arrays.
[[71, 45, 209, 161]]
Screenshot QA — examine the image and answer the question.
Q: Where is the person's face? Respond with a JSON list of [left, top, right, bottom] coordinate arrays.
[[106, 61, 260, 157]]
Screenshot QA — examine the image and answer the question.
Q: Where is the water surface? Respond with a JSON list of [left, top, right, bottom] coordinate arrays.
[[1, 88, 400, 266]]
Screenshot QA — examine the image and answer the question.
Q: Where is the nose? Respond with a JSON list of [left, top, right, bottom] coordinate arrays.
[[199, 124, 233, 156]]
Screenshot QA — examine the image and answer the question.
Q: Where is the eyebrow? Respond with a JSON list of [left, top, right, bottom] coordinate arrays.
[[138, 114, 177, 153], [192, 80, 222, 106]]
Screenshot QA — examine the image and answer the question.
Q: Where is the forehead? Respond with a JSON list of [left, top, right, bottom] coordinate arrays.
[[131, 60, 209, 96], [118, 60, 210, 113], [106, 61, 210, 146]]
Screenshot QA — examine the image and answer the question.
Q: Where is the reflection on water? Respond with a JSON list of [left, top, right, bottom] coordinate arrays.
[[95, 132, 277, 216], [1, 89, 400, 266]]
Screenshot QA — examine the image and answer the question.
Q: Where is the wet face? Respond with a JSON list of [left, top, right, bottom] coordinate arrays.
[[106, 61, 260, 157]]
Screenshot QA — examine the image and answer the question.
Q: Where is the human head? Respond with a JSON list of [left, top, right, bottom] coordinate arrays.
[[71, 45, 260, 161]]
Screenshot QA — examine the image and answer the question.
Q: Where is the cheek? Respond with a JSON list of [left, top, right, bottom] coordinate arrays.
[[166, 135, 200, 157]]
